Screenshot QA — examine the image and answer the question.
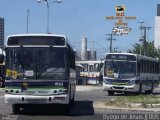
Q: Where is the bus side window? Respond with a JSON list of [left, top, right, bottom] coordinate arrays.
[[89, 65, 94, 72], [68, 46, 75, 69], [68, 47, 72, 68], [137, 60, 140, 76], [71, 50, 75, 69], [156, 63, 159, 73], [82, 64, 88, 72], [140, 60, 143, 73], [94, 63, 99, 72]]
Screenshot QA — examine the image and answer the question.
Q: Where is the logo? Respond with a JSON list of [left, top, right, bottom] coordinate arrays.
[[106, 5, 136, 36], [115, 5, 126, 12], [112, 26, 131, 35], [2, 114, 18, 120]]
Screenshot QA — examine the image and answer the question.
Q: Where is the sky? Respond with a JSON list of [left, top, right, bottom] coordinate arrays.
[[0, 0, 160, 59]]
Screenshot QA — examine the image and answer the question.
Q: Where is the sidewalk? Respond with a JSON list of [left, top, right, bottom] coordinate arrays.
[[93, 101, 160, 112]]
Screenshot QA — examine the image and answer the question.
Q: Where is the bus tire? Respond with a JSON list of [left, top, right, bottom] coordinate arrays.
[[108, 91, 114, 96], [150, 82, 154, 93], [136, 83, 142, 95], [146, 82, 154, 94], [64, 104, 71, 114], [67, 88, 73, 108], [12, 104, 20, 114]]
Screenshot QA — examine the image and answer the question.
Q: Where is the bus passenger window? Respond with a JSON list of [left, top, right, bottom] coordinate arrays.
[[89, 65, 94, 72]]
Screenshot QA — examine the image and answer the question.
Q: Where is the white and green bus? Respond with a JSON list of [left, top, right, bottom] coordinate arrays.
[[102, 53, 159, 95], [0, 34, 76, 113]]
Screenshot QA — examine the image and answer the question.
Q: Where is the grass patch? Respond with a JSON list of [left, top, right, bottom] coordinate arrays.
[[105, 94, 160, 108]]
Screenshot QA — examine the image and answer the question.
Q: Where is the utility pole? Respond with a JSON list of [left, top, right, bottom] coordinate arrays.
[[138, 21, 151, 56], [138, 21, 144, 55], [106, 34, 116, 53], [27, 9, 30, 34], [37, 0, 62, 33], [92, 40, 95, 60], [92, 40, 94, 51]]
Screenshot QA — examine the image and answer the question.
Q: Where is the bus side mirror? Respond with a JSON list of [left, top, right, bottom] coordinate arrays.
[[0, 54, 4, 63]]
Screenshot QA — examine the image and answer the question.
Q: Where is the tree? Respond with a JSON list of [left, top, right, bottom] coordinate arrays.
[[128, 41, 159, 58], [128, 43, 141, 54]]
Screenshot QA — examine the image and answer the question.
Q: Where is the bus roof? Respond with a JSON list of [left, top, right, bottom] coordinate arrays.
[[76, 60, 103, 64], [7, 34, 67, 38], [105, 52, 159, 62], [6, 34, 72, 47], [75, 63, 84, 69], [76, 60, 102, 62]]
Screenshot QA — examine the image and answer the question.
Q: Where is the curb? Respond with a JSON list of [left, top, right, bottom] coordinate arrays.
[[93, 102, 160, 112], [94, 106, 160, 112]]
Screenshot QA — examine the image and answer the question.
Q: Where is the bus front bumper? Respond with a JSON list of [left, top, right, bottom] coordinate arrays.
[[103, 83, 139, 92], [5, 94, 70, 105]]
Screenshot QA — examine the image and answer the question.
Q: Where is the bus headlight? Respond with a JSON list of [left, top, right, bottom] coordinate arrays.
[[128, 80, 135, 85], [104, 79, 112, 85], [51, 89, 68, 95]]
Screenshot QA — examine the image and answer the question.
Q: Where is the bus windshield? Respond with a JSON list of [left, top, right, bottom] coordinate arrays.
[[6, 47, 67, 80], [104, 60, 136, 79]]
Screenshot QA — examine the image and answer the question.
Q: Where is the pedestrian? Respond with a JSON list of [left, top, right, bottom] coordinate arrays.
[[99, 72, 103, 86]]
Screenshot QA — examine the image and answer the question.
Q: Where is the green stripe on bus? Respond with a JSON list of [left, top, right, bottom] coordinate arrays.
[[112, 82, 128, 85]]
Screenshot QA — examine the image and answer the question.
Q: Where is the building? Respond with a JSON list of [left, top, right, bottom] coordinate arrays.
[[81, 37, 87, 60], [91, 50, 97, 60], [0, 17, 4, 49], [154, 4, 160, 49], [86, 49, 97, 60], [79, 36, 97, 60], [87, 49, 91, 60], [74, 49, 81, 60]]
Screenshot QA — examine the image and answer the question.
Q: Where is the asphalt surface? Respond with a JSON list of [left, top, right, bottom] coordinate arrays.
[[0, 86, 160, 120]]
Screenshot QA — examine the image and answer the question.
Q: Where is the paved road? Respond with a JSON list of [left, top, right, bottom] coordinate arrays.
[[0, 86, 159, 120]]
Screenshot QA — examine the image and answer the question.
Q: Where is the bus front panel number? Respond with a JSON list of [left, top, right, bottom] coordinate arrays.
[[55, 82, 63, 86]]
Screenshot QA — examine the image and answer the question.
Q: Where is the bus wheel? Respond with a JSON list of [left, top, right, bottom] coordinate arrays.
[[146, 82, 154, 94], [136, 83, 142, 95], [108, 91, 114, 96], [150, 82, 154, 93], [64, 104, 70, 115], [12, 104, 20, 114]]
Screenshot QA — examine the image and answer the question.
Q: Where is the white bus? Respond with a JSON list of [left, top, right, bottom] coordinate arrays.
[[0, 34, 76, 113], [76, 60, 103, 84], [102, 53, 159, 95]]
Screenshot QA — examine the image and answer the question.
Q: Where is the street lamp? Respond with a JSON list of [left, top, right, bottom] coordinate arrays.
[[37, 0, 62, 33]]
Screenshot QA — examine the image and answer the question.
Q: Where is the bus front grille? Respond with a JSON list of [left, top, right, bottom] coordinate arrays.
[[113, 86, 124, 89]]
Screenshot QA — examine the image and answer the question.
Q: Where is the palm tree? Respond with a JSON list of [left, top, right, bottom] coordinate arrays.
[[128, 41, 158, 58]]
